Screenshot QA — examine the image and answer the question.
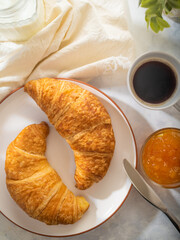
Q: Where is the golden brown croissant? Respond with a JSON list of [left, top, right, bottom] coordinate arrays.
[[5, 122, 89, 225], [24, 78, 115, 189]]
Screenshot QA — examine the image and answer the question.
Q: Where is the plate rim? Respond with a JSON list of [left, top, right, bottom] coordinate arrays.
[[0, 78, 138, 237]]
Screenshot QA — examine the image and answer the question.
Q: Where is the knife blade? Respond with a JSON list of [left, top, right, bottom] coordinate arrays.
[[123, 158, 180, 233]]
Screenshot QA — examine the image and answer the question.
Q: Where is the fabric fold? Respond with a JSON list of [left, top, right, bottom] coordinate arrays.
[[0, 0, 135, 101]]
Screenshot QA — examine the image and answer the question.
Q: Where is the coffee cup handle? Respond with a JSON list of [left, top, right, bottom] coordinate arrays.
[[174, 100, 180, 112]]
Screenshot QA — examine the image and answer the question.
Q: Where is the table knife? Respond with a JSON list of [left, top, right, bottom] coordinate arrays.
[[123, 158, 180, 233]]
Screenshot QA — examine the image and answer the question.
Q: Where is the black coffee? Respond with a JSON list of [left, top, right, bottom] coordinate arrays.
[[133, 61, 176, 104]]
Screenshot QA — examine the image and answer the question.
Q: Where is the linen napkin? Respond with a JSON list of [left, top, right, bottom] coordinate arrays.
[[0, 0, 135, 101]]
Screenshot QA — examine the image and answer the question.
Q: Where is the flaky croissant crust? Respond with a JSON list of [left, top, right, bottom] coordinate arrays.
[[5, 122, 89, 225], [24, 78, 115, 189]]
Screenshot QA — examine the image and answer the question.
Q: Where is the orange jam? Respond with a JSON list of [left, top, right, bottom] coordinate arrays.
[[142, 128, 180, 188]]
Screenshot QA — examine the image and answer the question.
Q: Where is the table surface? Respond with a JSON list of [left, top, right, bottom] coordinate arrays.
[[0, 0, 180, 239]]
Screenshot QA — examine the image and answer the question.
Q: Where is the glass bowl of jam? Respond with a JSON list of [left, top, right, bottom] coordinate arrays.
[[140, 128, 180, 188]]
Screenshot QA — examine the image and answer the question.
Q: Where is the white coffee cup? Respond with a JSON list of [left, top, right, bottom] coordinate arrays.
[[127, 51, 180, 111]]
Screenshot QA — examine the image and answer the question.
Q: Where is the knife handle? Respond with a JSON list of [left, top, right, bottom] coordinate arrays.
[[164, 209, 180, 233]]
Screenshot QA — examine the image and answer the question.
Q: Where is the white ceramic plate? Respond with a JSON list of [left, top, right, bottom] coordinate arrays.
[[0, 79, 137, 237]]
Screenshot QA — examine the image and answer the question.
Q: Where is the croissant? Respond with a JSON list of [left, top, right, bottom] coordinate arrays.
[[5, 122, 89, 225], [24, 78, 115, 189]]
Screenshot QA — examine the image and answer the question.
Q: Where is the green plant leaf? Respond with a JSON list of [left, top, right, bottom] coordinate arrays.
[[139, 0, 143, 6], [156, 16, 170, 28], [141, 0, 157, 8], [139, 0, 173, 33], [144, 5, 161, 31], [145, 4, 163, 18], [145, 5, 159, 15], [165, 2, 173, 13], [168, 0, 180, 9], [150, 17, 160, 33], [145, 14, 150, 28], [158, 0, 166, 8]]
